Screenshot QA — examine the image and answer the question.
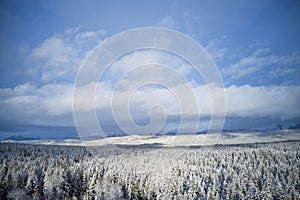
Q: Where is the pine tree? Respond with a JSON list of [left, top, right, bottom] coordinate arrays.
[[25, 178, 36, 196], [207, 190, 214, 200], [35, 167, 45, 199], [74, 169, 86, 199], [0, 179, 9, 200], [61, 169, 75, 198]]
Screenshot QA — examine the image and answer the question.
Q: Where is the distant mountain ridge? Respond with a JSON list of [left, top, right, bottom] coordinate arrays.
[[4, 135, 41, 141], [289, 123, 300, 130], [2, 124, 299, 141]]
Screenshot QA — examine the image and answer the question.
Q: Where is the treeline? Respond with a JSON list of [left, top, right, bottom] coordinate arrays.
[[0, 141, 299, 199]]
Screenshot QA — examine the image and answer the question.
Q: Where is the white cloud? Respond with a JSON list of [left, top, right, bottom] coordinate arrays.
[[29, 26, 106, 82], [2, 27, 300, 133], [205, 35, 227, 59], [1, 80, 299, 129], [154, 11, 199, 37], [155, 17, 179, 29], [225, 85, 300, 119], [105, 49, 193, 87], [224, 48, 300, 80], [0, 83, 73, 126]]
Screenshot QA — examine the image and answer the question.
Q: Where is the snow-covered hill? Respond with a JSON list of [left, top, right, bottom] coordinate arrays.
[[2, 129, 299, 147]]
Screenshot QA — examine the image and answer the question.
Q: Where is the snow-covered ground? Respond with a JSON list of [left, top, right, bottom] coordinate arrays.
[[83, 129, 300, 146], [1, 139, 299, 199], [2, 129, 300, 147]]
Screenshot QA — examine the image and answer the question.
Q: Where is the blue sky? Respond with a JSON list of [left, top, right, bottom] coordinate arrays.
[[0, 0, 300, 139]]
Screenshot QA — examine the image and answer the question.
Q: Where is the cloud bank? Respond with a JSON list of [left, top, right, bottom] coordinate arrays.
[[1, 26, 300, 136], [1, 81, 299, 132]]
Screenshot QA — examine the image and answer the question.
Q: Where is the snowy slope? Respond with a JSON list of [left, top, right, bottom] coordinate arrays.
[[83, 129, 300, 146], [2, 129, 299, 147]]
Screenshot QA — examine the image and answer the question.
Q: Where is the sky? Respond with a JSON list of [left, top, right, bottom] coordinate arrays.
[[0, 0, 300, 139]]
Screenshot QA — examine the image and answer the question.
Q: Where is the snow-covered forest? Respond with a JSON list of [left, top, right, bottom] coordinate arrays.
[[0, 141, 299, 199]]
